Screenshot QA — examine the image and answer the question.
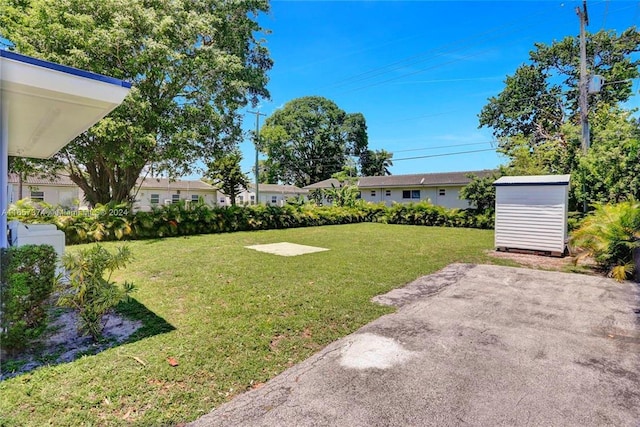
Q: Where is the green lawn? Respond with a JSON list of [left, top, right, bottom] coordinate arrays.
[[0, 223, 501, 426]]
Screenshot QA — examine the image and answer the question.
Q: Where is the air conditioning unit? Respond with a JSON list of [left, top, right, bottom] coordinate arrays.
[[164, 199, 173, 205]]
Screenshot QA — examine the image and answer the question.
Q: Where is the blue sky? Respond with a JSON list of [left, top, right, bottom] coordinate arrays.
[[237, 0, 640, 178]]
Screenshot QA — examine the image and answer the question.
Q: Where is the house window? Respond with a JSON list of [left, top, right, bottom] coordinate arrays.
[[370, 190, 376, 197], [150, 194, 160, 204], [402, 190, 411, 199], [439, 189, 446, 196], [412, 190, 421, 199], [30, 191, 44, 202], [385, 190, 391, 197], [238, 195, 244, 204], [271, 196, 278, 204], [191, 194, 200, 203], [172, 194, 180, 204], [219, 198, 225, 204], [250, 195, 255, 204], [356, 191, 361, 199]]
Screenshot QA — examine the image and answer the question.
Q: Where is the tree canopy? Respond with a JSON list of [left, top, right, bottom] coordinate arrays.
[[204, 150, 249, 206], [359, 149, 393, 176], [1, 0, 272, 205], [259, 96, 368, 187], [479, 28, 640, 152], [473, 28, 640, 209]]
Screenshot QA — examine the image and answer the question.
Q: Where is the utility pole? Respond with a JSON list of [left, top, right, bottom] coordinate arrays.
[[577, 0, 590, 154], [247, 110, 266, 204], [577, 0, 590, 214]]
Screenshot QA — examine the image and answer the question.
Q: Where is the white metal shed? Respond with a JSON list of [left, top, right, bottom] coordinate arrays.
[[493, 174, 571, 256]]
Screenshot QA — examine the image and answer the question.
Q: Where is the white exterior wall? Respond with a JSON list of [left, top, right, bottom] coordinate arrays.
[[494, 185, 569, 253], [135, 189, 218, 211], [10, 182, 86, 208], [358, 186, 471, 208], [231, 189, 296, 206]]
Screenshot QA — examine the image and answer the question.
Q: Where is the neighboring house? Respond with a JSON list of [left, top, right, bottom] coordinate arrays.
[[8, 173, 88, 208], [224, 183, 308, 206], [8, 173, 218, 210], [304, 170, 495, 209], [133, 177, 217, 211]]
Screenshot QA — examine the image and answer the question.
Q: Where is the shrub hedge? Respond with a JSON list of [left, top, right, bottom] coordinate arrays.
[[0, 244, 58, 354], [570, 201, 640, 281], [10, 201, 493, 245]]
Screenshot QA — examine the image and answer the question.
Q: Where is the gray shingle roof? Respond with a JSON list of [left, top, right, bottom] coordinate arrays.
[[304, 170, 496, 189], [247, 183, 308, 194], [8, 173, 214, 191], [137, 177, 214, 191], [8, 173, 76, 186]]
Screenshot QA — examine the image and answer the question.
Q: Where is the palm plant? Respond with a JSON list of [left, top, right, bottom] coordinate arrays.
[[58, 245, 135, 339], [571, 200, 640, 281]]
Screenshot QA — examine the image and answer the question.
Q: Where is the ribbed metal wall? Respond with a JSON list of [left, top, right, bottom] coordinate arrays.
[[494, 184, 568, 253]]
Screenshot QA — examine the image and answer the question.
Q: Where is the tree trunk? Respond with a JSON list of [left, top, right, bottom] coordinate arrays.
[[68, 161, 145, 207], [18, 173, 24, 200]]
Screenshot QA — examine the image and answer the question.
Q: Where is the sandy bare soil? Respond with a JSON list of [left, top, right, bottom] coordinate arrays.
[[1, 309, 141, 381], [485, 249, 598, 272]]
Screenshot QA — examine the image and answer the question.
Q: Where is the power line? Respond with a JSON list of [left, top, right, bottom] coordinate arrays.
[[324, 2, 638, 96], [339, 39, 528, 95], [391, 141, 497, 153], [253, 145, 499, 166], [602, 0, 610, 29], [393, 148, 497, 162], [323, 2, 561, 92]]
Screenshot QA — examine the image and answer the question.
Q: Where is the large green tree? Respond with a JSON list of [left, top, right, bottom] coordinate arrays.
[[259, 96, 368, 187], [480, 28, 640, 154], [359, 149, 393, 176], [1, 0, 272, 205], [477, 28, 640, 209], [572, 107, 640, 204], [205, 150, 249, 206]]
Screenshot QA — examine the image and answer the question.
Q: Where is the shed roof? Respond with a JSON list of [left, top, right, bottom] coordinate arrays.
[[493, 174, 571, 186], [305, 170, 495, 189]]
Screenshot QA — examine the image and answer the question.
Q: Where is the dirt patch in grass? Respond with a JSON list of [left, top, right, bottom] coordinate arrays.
[[1, 309, 141, 381], [486, 249, 597, 273]]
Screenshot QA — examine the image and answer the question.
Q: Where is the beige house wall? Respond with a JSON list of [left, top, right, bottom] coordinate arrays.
[[9, 178, 217, 211], [231, 188, 297, 206], [134, 188, 218, 211], [358, 185, 471, 209], [9, 182, 87, 208]]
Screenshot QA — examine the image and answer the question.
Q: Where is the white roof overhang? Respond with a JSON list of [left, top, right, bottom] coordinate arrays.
[[1, 49, 131, 158], [1, 49, 131, 248]]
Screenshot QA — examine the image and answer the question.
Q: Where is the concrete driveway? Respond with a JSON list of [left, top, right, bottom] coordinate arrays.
[[190, 264, 640, 426]]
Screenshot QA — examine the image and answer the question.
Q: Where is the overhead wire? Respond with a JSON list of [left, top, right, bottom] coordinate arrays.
[[256, 1, 640, 171], [392, 148, 498, 162], [391, 141, 497, 153], [323, 2, 562, 92], [326, 1, 638, 99]]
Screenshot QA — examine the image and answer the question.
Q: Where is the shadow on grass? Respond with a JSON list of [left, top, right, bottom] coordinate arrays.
[[0, 298, 174, 381], [116, 297, 176, 342]]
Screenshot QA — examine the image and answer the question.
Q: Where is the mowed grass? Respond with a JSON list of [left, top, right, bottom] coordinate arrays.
[[0, 223, 499, 426]]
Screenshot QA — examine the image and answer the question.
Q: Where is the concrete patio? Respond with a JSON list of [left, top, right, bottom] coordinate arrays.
[[190, 263, 640, 427]]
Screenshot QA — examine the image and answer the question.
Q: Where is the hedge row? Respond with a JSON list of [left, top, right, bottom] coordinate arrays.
[[9, 201, 493, 245], [0, 245, 58, 355]]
